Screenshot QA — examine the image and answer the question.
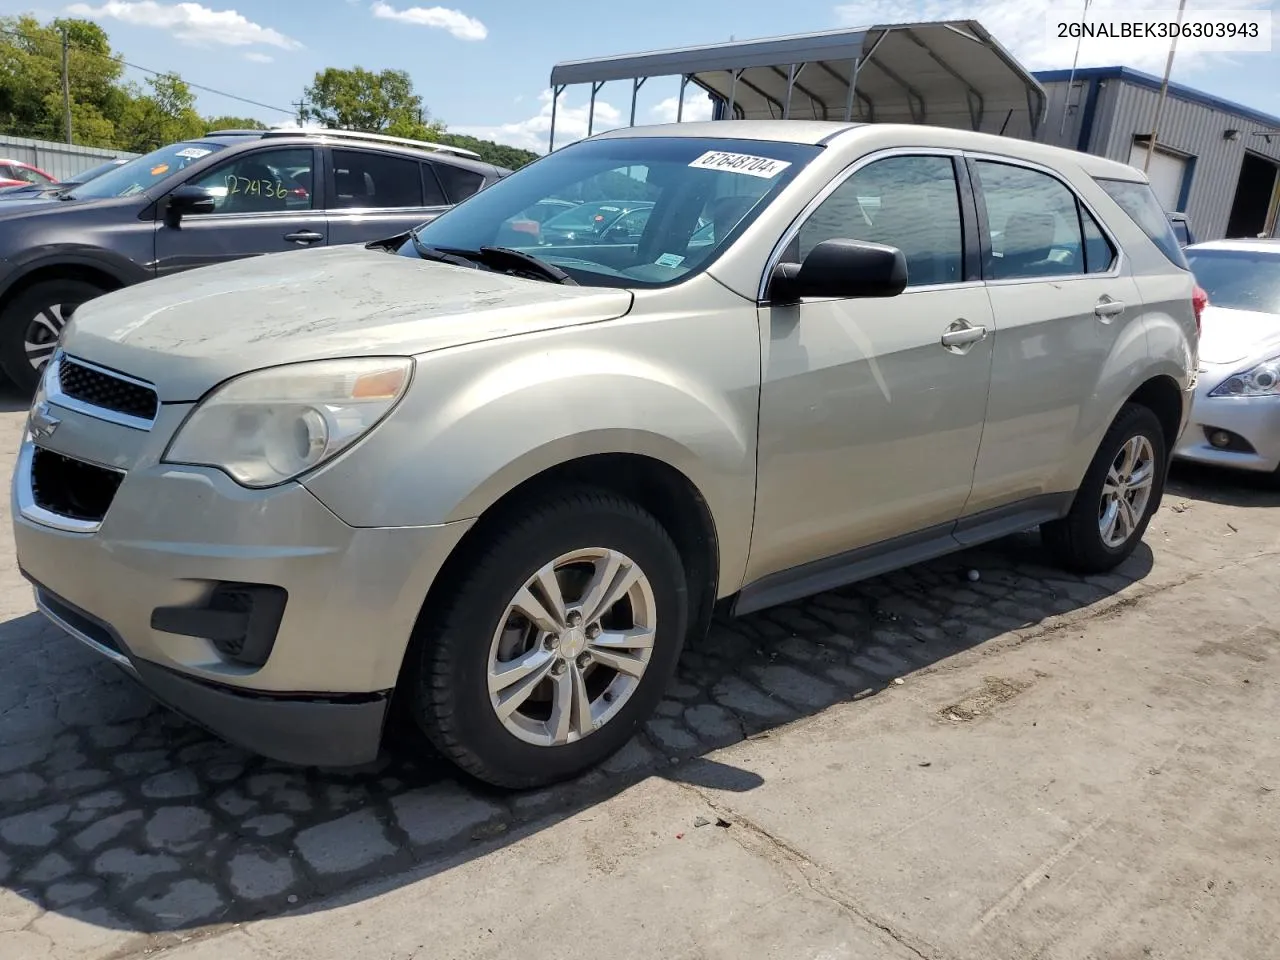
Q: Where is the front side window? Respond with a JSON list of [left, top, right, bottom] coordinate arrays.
[[68, 141, 226, 200], [1096, 177, 1190, 269], [332, 150, 423, 209], [186, 148, 314, 214], [402, 136, 820, 288], [794, 154, 964, 288], [976, 160, 1091, 280]]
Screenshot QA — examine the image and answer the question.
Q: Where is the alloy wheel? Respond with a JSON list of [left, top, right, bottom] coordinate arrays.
[[1098, 435, 1155, 548]]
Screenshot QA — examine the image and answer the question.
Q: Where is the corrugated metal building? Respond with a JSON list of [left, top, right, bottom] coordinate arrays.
[[1023, 66, 1280, 241], [0, 134, 135, 181]]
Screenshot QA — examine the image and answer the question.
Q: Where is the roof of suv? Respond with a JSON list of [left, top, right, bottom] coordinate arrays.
[[592, 120, 1147, 182], [195, 129, 509, 178]]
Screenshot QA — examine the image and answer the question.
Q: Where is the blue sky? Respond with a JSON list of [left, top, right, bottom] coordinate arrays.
[[6, 0, 1279, 152]]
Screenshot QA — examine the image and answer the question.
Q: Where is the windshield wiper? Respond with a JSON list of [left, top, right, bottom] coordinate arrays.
[[410, 229, 480, 269], [474, 246, 578, 285]]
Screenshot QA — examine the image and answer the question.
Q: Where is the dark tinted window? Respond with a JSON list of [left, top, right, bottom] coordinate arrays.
[[1171, 219, 1191, 245], [188, 147, 314, 213], [332, 150, 423, 209], [433, 162, 485, 203], [1080, 202, 1116, 273], [976, 161, 1085, 279], [1186, 249, 1280, 314], [797, 155, 963, 288], [1096, 177, 1190, 269], [420, 164, 447, 205]]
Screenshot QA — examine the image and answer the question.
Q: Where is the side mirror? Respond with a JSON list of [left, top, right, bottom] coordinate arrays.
[[163, 185, 217, 228], [770, 239, 908, 304]]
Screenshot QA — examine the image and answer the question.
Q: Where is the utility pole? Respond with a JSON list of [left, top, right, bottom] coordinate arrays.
[[1059, 0, 1091, 140], [1145, 0, 1187, 172], [292, 93, 309, 126], [61, 28, 72, 144]]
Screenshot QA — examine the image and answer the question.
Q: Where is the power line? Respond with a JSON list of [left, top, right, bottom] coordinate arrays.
[[0, 25, 294, 116]]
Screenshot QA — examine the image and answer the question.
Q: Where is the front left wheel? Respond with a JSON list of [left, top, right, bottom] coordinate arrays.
[[405, 489, 689, 789], [0, 278, 107, 392]]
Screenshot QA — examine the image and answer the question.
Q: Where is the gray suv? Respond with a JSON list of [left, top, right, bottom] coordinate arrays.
[[0, 128, 508, 391], [13, 121, 1198, 789]]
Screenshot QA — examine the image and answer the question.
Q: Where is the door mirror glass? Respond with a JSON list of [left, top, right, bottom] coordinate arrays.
[[164, 185, 218, 226], [771, 239, 907, 303]]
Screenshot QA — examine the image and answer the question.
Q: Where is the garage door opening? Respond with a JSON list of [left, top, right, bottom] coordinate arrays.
[[1226, 151, 1280, 239], [1128, 138, 1188, 212]]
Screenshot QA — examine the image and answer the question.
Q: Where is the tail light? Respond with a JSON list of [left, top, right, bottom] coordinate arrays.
[[1191, 284, 1208, 337]]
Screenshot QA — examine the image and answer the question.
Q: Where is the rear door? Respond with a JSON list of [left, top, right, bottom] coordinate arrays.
[[963, 154, 1142, 517], [323, 148, 450, 245], [153, 146, 326, 276]]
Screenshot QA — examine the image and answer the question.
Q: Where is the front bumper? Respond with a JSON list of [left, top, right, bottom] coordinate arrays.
[[12, 398, 473, 766], [1172, 366, 1280, 473]]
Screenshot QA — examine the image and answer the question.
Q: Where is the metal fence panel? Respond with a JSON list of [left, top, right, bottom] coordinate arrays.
[[0, 134, 138, 180]]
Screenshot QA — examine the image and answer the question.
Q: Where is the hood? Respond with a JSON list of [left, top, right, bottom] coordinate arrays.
[[62, 244, 634, 402], [1197, 304, 1280, 366]]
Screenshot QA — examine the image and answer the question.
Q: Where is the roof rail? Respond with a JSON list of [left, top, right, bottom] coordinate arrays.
[[204, 129, 270, 137], [254, 127, 482, 159]]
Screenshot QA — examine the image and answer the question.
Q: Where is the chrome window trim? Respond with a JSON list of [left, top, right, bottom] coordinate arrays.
[[14, 435, 122, 534], [34, 587, 135, 673], [48, 351, 157, 432], [963, 150, 1125, 284], [757, 147, 967, 302]]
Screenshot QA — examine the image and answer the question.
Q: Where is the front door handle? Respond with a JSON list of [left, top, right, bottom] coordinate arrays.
[[1095, 297, 1125, 319], [284, 231, 324, 245], [940, 319, 988, 351]]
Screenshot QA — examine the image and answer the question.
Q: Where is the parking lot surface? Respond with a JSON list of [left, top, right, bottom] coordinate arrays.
[[2, 397, 1278, 960]]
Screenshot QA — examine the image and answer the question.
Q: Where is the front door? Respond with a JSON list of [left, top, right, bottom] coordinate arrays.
[[153, 146, 326, 276], [747, 152, 995, 585], [963, 156, 1143, 516], [323, 148, 451, 246]]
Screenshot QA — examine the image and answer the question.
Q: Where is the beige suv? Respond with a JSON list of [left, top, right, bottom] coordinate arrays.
[[12, 121, 1198, 788]]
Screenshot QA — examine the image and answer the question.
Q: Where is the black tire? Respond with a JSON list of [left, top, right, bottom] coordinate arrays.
[[1042, 403, 1167, 573], [0, 278, 106, 392], [405, 489, 689, 789]]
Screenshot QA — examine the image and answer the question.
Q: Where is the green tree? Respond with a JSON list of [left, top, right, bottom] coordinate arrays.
[[305, 66, 443, 138], [204, 114, 267, 133], [435, 132, 537, 170], [115, 73, 204, 153]]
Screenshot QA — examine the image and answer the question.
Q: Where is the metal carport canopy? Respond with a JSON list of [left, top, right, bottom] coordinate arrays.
[[546, 20, 1046, 151]]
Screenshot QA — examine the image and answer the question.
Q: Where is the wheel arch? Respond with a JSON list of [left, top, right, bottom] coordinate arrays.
[[0, 259, 128, 305]]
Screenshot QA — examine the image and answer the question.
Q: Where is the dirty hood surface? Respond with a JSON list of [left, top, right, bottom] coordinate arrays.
[[1197, 304, 1280, 366], [62, 245, 634, 401]]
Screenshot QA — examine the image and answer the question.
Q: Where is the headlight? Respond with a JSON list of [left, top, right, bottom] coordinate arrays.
[[1210, 357, 1280, 398], [164, 357, 413, 487]]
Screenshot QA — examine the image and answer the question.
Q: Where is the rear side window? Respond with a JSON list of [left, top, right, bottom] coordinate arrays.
[[975, 160, 1087, 279], [1096, 178, 1189, 269], [332, 150, 423, 209], [433, 162, 485, 203]]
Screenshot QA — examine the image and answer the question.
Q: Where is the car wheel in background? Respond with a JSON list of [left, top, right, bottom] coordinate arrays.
[[0, 278, 107, 392], [1042, 403, 1167, 573], [404, 489, 689, 789]]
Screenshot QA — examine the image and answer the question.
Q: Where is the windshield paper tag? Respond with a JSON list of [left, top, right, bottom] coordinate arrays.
[[175, 147, 212, 159], [655, 253, 685, 268], [688, 151, 791, 179]]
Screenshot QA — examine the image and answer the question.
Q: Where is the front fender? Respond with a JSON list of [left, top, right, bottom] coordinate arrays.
[[303, 318, 761, 595]]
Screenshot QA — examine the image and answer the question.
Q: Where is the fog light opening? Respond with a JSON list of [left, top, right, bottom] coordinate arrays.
[[1210, 430, 1232, 449]]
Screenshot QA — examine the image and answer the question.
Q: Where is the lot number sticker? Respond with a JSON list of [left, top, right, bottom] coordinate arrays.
[[688, 151, 792, 179]]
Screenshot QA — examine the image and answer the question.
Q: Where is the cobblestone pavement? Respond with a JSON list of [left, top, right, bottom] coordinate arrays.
[[1, 388, 1276, 958]]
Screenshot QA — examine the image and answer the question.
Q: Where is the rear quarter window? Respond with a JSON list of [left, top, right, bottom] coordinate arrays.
[[1095, 177, 1189, 269], [433, 162, 486, 203]]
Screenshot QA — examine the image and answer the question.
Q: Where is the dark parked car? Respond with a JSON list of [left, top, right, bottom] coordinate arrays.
[[0, 128, 509, 390], [537, 200, 655, 244], [0, 156, 128, 201], [1168, 211, 1196, 247]]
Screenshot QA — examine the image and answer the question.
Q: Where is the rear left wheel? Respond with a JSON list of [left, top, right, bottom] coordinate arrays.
[[405, 489, 688, 789]]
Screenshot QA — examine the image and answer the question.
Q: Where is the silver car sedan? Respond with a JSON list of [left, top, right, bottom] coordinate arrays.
[[1175, 239, 1280, 477]]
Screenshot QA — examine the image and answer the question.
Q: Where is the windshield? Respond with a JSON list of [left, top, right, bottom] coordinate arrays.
[[69, 141, 225, 200], [400, 136, 821, 288], [72, 158, 126, 184], [1187, 248, 1280, 315]]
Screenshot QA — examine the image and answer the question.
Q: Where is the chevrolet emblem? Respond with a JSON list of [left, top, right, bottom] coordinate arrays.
[[29, 401, 60, 440]]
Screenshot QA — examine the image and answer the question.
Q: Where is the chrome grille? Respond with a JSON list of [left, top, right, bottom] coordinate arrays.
[[56, 355, 158, 423]]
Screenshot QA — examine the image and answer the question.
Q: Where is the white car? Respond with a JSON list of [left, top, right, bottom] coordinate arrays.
[[1175, 239, 1280, 477]]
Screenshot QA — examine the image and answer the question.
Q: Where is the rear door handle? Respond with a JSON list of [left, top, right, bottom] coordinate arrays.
[[284, 231, 324, 245], [940, 319, 988, 350], [1095, 297, 1125, 319]]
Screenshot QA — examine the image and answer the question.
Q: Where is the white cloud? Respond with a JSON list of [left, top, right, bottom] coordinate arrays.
[[243, 51, 272, 63], [833, 0, 1274, 74], [452, 89, 624, 153], [651, 90, 716, 124], [65, 1, 301, 49], [370, 0, 486, 41]]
